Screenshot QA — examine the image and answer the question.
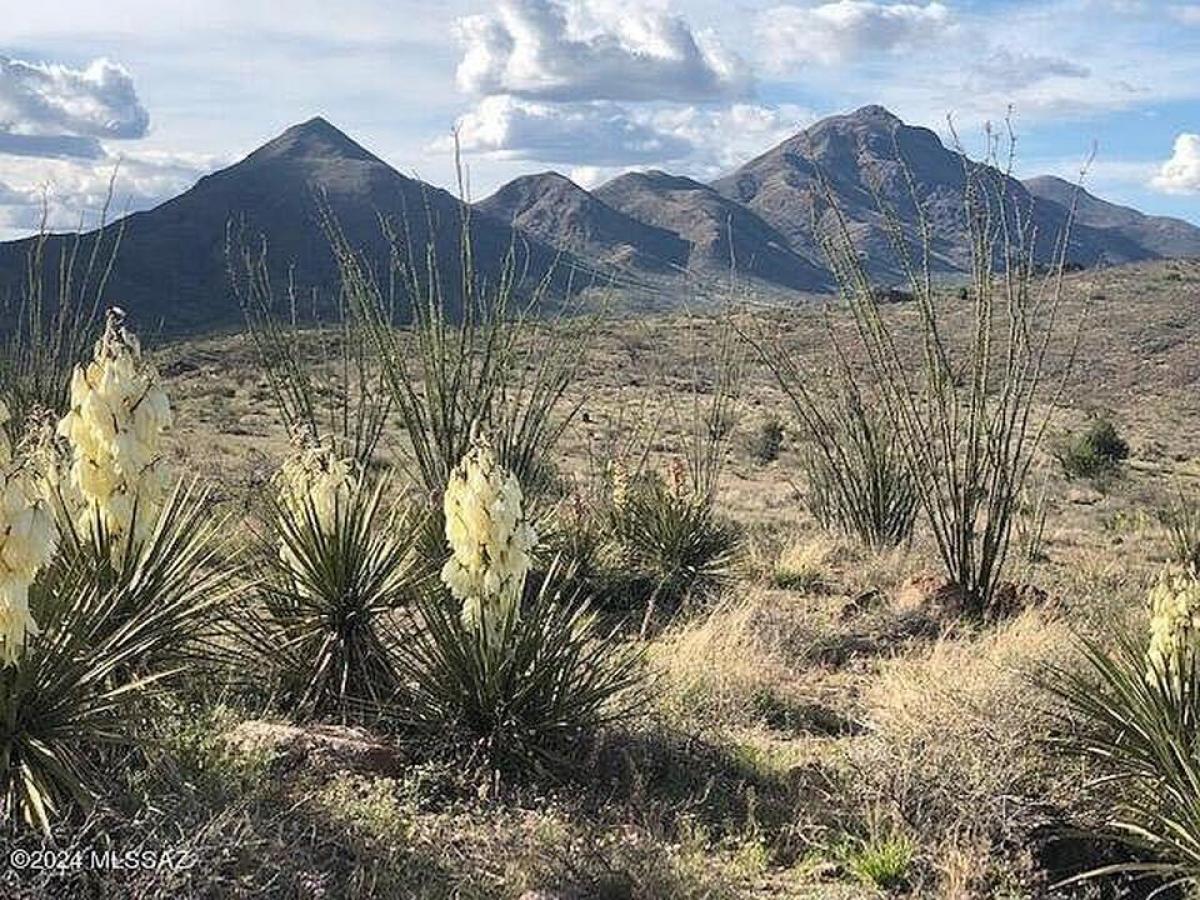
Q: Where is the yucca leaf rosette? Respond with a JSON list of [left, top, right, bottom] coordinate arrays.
[[441, 436, 537, 636], [1146, 566, 1200, 678], [56, 309, 172, 545], [0, 424, 58, 665]]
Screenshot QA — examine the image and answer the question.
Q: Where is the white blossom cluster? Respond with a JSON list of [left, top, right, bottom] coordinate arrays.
[[1147, 566, 1200, 678], [274, 439, 355, 533], [441, 437, 537, 635], [0, 399, 58, 665], [57, 313, 172, 544]]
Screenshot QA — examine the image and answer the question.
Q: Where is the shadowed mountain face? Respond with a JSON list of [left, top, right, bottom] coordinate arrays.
[[1025, 175, 1200, 260], [593, 170, 834, 291], [474, 172, 689, 274], [0, 118, 572, 335], [711, 105, 1180, 279], [0, 107, 1197, 336]]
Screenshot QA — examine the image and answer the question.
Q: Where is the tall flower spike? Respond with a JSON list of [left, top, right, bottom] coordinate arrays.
[[274, 437, 355, 534], [441, 436, 537, 636], [1147, 566, 1200, 679], [0, 428, 59, 665], [57, 309, 173, 545]]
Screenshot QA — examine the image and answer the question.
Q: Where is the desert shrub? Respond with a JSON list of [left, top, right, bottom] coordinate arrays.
[[836, 811, 917, 891], [610, 478, 744, 635], [798, 391, 918, 550], [1046, 569, 1200, 891], [1056, 417, 1129, 482], [1158, 484, 1200, 574], [401, 563, 645, 773], [233, 451, 429, 722], [850, 611, 1079, 888], [758, 125, 1081, 616], [748, 416, 784, 464]]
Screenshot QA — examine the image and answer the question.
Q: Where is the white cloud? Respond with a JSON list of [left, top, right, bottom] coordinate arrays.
[[0, 149, 222, 239], [1151, 133, 1200, 194], [451, 95, 812, 175], [0, 56, 149, 149], [454, 0, 751, 102], [1170, 4, 1200, 25], [451, 95, 693, 165], [757, 1, 953, 71]]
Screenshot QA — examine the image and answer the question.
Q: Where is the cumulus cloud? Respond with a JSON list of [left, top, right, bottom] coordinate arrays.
[[0, 56, 148, 142], [451, 95, 692, 165], [1151, 133, 1200, 194], [0, 150, 221, 240], [454, 0, 751, 102], [757, 1, 953, 71], [451, 95, 812, 174]]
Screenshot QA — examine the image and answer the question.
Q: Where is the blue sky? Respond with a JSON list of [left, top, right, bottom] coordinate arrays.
[[1, 0, 1197, 239]]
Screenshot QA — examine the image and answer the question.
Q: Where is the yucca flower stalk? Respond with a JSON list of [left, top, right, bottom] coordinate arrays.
[[1146, 567, 1200, 680], [56, 308, 172, 549], [441, 435, 538, 641], [0, 420, 59, 666]]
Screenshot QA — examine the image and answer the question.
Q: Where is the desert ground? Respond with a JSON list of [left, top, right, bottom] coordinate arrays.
[[5, 257, 1200, 899]]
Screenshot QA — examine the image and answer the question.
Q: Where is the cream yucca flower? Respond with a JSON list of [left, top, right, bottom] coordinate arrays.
[[57, 310, 172, 544], [441, 436, 537, 633], [0, 435, 58, 665], [608, 457, 629, 511], [1146, 566, 1200, 677], [273, 438, 355, 534]]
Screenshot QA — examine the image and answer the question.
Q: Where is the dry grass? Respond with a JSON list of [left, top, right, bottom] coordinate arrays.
[[6, 259, 1196, 897]]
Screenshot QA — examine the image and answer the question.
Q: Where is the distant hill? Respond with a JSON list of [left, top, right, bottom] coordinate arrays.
[[711, 105, 1168, 280], [475, 172, 689, 275], [1024, 175, 1200, 260], [592, 170, 833, 291], [0, 118, 576, 334], [1, 107, 1197, 335]]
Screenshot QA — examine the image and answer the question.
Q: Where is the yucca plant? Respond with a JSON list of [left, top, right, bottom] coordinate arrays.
[[48, 482, 234, 677], [234, 467, 430, 722], [1045, 630, 1200, 892], [399, 562, 645, 773], [0, 558, 196, 833], [0, 193, 120, 437], [610, 478, 743, 637], [1159, 482, 1200, 574]]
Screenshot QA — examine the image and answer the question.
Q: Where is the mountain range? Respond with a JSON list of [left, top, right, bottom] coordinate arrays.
[[1, 106, 1197, 335]]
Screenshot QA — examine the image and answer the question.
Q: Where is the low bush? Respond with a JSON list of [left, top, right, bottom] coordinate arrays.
[[1056, 417, 1129, 482]]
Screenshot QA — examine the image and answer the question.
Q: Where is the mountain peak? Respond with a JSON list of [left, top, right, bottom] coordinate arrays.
[[848, 104, 901, 124], [250, 116, 379, 164]]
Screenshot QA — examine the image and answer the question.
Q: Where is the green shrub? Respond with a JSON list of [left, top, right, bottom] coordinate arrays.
[[233, 477, 429, 722], [1056, 417, 1129, 481], [610, 479, 743, 634], [748, 417, 784, 465], [399, 562, 645, 773], [800, 394, 918, 550], [835, 812, 916, 891]]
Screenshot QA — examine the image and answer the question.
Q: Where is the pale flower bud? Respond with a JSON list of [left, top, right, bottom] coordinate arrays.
[[272, 438, 356, 588], [1147, 566, 1200, 678], [440, 436, 537, 636], [0, 433, 59, 665], [57, 310, 172, 545]]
